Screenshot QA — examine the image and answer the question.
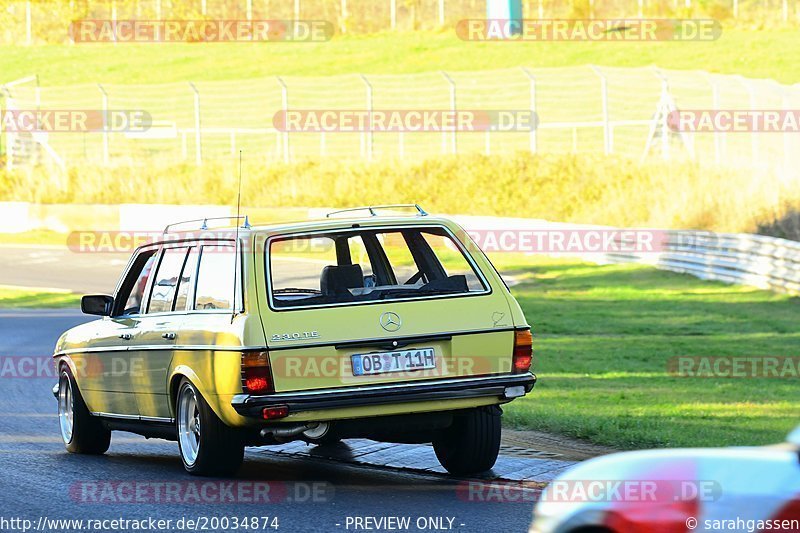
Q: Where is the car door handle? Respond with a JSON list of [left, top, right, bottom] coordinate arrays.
[[119, 333, 133, 340], [162, 332, 177, 340]]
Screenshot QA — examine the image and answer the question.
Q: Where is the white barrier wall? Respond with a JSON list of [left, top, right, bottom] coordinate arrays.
[[118, 204, 232, 232], [0, 202, 31, 233]]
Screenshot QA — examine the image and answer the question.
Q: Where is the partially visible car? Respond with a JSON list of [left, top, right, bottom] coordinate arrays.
[[531, 426, 800, 533]]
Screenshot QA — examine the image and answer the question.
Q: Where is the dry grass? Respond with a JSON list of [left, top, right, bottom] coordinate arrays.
[[2, 152, 798, 235]]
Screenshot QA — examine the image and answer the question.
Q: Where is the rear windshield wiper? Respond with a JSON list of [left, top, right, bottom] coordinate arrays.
[[273, 288, 322, 295], [379, 287, 462, 300]]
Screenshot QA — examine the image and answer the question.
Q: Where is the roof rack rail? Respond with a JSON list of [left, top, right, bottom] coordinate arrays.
[[326, 204, 429, 219], [163, 215, 251, 234]]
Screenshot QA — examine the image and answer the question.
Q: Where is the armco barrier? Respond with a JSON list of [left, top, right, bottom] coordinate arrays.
[[451, 215, 800, 295], [604, 230, 800, 295]]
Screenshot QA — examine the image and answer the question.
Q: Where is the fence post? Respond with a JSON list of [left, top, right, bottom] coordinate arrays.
[[201, 0, 207, 15], [189, 82, 202, 165], [98, 84, 110, 165], [0, 87, 11, 171], [155, 0, 162, 40], [737, 76, 759, 165], [359, 74, 374, 161], [441, 71, 457, 154], [111, 0, 118, 45], [658, 75, 670, 160], [522, 67, 537, 153], [733, 0, 738, 18], [438, 0, 445, 26], [704, 72, 722, 165], [340, 0, 347, 33], [390, 0, 396, 29], [246, 0, 253, 21], [590, 65, 611, 155], [276, 77, 290, 163], [783, 0, 789, 22], [781, 85, 791, 181], [25, 0, 31, 45], [294, 0, 300, 20]]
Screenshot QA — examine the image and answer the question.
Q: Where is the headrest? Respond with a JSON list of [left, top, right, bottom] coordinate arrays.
[[320, 264, 364, 295]]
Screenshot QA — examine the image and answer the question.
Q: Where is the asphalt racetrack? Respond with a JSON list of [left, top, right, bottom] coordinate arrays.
[[0, 309, 540, 533]]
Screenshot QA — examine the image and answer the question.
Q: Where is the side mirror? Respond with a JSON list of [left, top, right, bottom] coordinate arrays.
[[81, 294, 114, 316]]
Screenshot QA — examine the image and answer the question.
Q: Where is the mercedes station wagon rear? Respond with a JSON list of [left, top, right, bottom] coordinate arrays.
[[53, 205, 535, 476]]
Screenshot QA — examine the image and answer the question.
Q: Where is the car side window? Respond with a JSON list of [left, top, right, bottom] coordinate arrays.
[[194, 245, 235, 311], [174, 248, 199, 312], [115, 250, 158, 316], [147, 247, 190, 314]]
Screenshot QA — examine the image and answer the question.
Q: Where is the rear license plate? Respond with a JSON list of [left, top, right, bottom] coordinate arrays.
[[351, 348, 436, 376]]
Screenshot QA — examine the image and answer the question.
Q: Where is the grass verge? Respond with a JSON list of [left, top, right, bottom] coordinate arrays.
[[2, 153, 796, 236], [0, 287, 81, 308], [0, 229, 71, 247], [3, 29, 800, 84], [498, 256, 800, 449]]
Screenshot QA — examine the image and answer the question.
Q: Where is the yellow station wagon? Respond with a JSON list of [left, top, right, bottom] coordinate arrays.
[[53, 205, 535, 476]]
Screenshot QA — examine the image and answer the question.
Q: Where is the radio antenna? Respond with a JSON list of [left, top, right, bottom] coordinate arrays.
[[232, 150, 243, 324]]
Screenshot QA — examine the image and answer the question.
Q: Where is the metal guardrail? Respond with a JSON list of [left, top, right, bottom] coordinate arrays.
[[605, 230, 800, 295], [451, 215, 800, 296]]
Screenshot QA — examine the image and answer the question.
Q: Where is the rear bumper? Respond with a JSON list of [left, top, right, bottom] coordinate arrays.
[[231, 373, 535, 418]]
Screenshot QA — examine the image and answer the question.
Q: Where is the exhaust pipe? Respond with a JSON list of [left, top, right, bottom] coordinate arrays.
[[260, 422, 328, 441]]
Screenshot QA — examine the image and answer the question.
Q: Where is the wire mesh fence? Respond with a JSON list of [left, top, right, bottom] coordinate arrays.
[[2, 65, 800, 182], [2, 0, 800, 44]]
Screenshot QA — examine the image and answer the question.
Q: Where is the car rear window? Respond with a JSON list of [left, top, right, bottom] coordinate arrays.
[[268, 226, 487, 309]]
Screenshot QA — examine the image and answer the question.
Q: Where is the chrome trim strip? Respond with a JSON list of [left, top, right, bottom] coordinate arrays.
[[54, 326, 514, 357], [232, 373, 532, 403], [91, 412, 139, 420], [54, 345, 265, 357], [91, 412, 174, 424], [142, 345, 250, 352], [270, 327, 515, 351], [140, 416, 175, 424], [54, 346, 131, 356]]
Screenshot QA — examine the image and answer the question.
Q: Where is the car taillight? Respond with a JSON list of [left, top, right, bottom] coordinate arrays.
[[262, 405, 289, 420], [512, 329, 533, 374], [242, 351, 273, 394]]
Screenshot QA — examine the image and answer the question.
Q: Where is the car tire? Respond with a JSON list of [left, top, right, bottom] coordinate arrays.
[[176, 379, 244, 477], [57, 367, 111, 455], [433, 406, 501, 476]]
